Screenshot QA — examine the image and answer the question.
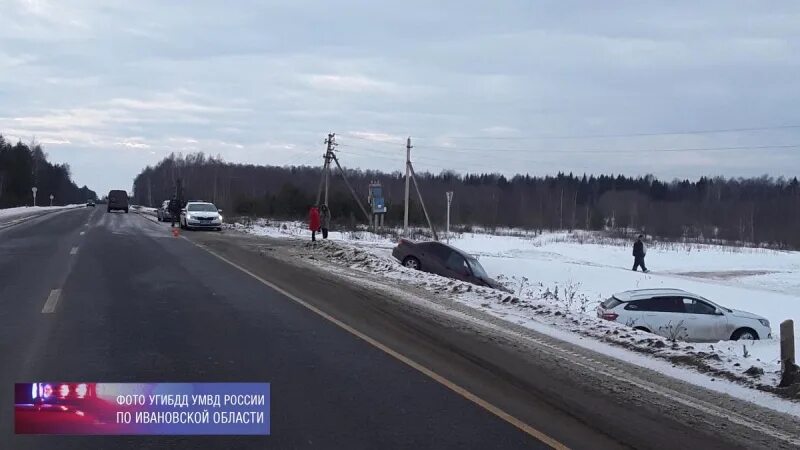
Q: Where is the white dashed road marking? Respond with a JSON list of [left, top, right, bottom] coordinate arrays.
[[70, 246, 78, 255], [41, 289, 61, 313], [79, 231, 85, 236]]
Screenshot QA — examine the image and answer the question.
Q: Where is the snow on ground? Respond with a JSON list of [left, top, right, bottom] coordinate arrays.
[[132, 205, 158, 215], [0, 205, 84, 224], [231, 218, 800, 400]]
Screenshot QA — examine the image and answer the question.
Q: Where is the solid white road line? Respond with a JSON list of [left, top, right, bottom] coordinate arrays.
[[70, 246, 78, 255], [79, 231, 85, 236], [41, 289, 61, 313], [185, 238, 569, 450]]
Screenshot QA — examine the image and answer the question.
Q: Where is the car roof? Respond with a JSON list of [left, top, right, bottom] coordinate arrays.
[[613, 288, 696, 302], [414, 240, 473, 258]]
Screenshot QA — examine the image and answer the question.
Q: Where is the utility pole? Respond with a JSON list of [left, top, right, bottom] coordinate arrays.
[[316, 133, 335, 206], [446, 191, 453, 244], [400, 137, 438, 240], [313, 133, 371, 224], [404, 137, 411, 233], [147, 178, 153, 207]]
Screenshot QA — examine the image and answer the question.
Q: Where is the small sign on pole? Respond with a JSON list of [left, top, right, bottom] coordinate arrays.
[[49, 194, 54, 207], [32, 187, 38, 206]]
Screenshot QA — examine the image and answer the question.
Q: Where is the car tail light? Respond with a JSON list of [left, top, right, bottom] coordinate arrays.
[[600, 311, 618, 321], [75, 383, 88, 398], [58, 384, 70, 398], [41, 384, 53, 398]]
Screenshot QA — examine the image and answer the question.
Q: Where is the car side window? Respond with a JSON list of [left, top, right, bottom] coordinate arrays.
[[625, 300, 646, 311], [445, 252, 470, 275], [627, 297, 683, 312], [424, 243, 452, 261], [682, 298, 717, 315]]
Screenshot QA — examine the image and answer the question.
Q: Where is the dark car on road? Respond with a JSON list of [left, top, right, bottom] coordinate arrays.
[[392, 239, 506, 290], [106, 190, 128, 213], [86, 199, 95, 207]]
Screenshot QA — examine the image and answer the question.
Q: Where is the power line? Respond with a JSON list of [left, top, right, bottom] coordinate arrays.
[[344, 142, 800, 156], [413, 124, 800, 141]]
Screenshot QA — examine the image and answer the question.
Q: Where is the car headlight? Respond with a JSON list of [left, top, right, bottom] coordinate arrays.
[[759, 319, 770, 328]]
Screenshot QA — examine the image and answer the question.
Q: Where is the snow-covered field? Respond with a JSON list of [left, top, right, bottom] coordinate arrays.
[[0, 204, 84, 225], [232, 219, 800, 401]]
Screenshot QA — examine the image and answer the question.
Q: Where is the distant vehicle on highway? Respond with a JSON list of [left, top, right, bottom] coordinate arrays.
[[106, 190, 129, 213], [180, 201, 223, 231], [86, 199, 95, 207], [156, 200, 173, 222], [392, 240, 506, 290], [597, 288, 772, 342]]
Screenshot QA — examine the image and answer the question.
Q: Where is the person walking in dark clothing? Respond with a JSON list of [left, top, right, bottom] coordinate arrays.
[[309, 206, 321, 241], [168, 196, 180, 228], [319, 204, 331, 239], [632, 234, 648, 272]]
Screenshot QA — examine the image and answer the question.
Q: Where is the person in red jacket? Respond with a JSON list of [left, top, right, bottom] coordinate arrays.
[[309, 206, 321, 241]]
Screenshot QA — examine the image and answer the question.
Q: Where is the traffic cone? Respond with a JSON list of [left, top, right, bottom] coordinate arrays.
[[172, 228, 180, 238]]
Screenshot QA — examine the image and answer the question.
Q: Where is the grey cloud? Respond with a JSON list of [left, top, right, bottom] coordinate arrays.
[[1, 0, 799, 194]]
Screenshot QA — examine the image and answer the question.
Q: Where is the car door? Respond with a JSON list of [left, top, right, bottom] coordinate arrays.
[[629, 297, 686, 339], [443, 251, 473, 282], [681, 297, 728, 342], [416, 243, 451, 276]]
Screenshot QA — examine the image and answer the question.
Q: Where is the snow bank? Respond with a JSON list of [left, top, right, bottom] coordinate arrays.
[[0, 204, 84, 224], [232, 219, 800, 398]]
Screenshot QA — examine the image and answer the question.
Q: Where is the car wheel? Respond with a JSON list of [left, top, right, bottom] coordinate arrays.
[[402, 256, 421, 270], [732, 328, 759, 341], [125, 208, 129, 213], [633, 326, 651, 333], [107, 208, 111, 213]]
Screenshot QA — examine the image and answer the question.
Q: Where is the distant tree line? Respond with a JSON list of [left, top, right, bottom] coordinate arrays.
[[0, 135, 97, 207], [133, 152, 800, 249]]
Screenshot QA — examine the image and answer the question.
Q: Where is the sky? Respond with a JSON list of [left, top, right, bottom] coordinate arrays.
[[1, 0, 799, 194]]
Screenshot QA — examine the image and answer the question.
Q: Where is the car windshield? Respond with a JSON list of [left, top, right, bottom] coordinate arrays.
[[466, 257, 489, 279], [188, 204, 217, 212]]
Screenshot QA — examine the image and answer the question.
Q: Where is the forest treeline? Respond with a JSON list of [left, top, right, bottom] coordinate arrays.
[[0, 135, 97, 207], [132, 152, 800, 248]]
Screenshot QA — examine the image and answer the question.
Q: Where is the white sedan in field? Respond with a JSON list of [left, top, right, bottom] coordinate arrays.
[[596, 288, 772, 342]]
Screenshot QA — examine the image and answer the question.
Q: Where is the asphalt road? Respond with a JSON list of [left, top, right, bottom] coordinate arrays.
[[0, 207, 797, 449]]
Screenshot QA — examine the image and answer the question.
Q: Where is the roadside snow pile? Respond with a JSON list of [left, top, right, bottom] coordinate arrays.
[[131, 205, 158, 215], [232, 219, 800, 396], [0, 204, 84, 224]]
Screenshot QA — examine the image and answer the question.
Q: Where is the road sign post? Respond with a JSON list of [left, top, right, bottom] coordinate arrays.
[[49, 194, 54, 207], [446, 191, 453, 244], [32, 187, 38, 206]]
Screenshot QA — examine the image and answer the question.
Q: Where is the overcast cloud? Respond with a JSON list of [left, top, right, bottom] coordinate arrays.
[[1, 0, 799, 193]]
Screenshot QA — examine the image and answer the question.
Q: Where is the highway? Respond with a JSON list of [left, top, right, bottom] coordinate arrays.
[[1, 206, 798, 449]]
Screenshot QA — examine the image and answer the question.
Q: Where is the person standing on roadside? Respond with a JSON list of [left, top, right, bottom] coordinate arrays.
[[319, 204, 331, 239], [309, 205, 321, 241], [632, 234, 649, 272], [168, 196, 180, 228]]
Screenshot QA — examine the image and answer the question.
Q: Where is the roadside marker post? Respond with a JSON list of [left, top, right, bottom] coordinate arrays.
[[780, 319, 797, 387], [32, 186, 37, 206]]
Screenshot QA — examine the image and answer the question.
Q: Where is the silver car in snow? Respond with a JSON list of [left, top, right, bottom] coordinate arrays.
[[596, 288, 772, 342]]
